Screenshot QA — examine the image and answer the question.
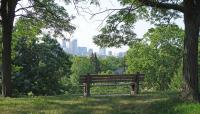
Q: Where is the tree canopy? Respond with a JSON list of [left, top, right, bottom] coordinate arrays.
[[93, 0, 200, 102], [13, 36, 71, 95], [93, 0, 183, 47], [0, 0, 76, 97], [126, 24, 184, 90]]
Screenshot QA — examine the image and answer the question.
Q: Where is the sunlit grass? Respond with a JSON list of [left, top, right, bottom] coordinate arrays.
[[0, 91, 200, 114]]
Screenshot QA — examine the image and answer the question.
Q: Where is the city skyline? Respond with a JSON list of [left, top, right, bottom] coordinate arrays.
[[62, 0, 154, 54], [59, 38, 126, 57]]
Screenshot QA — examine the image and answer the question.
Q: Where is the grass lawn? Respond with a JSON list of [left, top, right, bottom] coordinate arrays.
[[0, 91, 200, 114]]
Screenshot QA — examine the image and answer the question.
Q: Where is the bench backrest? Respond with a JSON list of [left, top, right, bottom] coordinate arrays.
[[80, 73, 144, 84]]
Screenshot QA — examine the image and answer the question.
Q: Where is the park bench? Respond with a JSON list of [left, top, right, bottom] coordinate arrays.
[[80, 72, 144, 97]]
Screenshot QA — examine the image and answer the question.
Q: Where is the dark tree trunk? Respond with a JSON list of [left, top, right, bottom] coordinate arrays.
[[2, 22, 13, 97], [183, 0, 200, 102], [1, 0, 17, 97]]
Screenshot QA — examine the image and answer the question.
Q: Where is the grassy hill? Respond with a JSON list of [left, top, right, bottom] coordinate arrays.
[[0, 91, 200, 114]]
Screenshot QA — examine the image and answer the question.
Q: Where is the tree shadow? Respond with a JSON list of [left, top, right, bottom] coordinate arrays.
[[146, 96, 183, 114], [0, 91, 187, 114]]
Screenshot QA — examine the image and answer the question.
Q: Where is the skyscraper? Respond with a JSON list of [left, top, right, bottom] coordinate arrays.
[[61, 38, 67, 48], [70, 39, 78, 55], [65, 38, 70, 53], [108, 51, 112, 56], [117, 52, 125, 58], [99, 48, 106, 56], [78, 47, 87, 56]]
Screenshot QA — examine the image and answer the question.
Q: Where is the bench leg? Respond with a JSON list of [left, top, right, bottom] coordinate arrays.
[[130, 83, 136, 95], [83, 83, 90, 97]]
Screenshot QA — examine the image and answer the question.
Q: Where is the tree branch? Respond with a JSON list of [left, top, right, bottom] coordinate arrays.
[[15, 11, 39, 19], [15, 4, 34, 13], [90, 8, 128, 19], [139, 0, 184, 12], [34, 0, 61, 21], [72, 0, 80, 15], [97, 10, 115, 29], [15, 14, 33, 18], [90, 4, 143, 19]]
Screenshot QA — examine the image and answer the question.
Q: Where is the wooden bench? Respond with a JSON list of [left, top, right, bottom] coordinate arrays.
[[80, 72, 144, 97]]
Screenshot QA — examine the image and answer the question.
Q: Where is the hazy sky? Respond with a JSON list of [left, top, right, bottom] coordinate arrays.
[[63, 0, 152, 54], [17, 0, 184, 55]]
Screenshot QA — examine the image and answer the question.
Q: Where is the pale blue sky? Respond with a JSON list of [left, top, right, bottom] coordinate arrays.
[[64, 0, 153, 54], [17, 0, 184, 55]]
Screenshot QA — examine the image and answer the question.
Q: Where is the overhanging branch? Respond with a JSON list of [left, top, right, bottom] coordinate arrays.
[[15, 5, 34, 13], [139, 0, 184, 12], [34, 0, 61, 21], [90, 4, 142, 19]]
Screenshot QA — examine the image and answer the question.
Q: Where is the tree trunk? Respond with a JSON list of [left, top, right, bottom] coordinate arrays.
[[1, 0, 17, 97], [2, 22, 13, 97], [183, 1, 200, 102]]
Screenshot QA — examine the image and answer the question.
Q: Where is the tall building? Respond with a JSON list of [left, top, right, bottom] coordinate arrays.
[[78, 47, 87, 56], [65, 39, 70, 53], [70, 39, 78, 55], [61, 38, 66, 48], [99, 48, 106, 56], [117, 52, 125, 58], [108, 51, 112, 56]]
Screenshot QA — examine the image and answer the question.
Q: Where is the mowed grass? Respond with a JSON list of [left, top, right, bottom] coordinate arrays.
[[0, 91, 200, 114]]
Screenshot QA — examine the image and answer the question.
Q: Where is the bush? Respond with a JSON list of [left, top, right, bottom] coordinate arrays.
[[12, 36, 72, 95]]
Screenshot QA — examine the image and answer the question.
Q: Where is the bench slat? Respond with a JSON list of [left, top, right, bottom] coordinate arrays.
[[80, 76, 144, 83], [91, 83, 132, 86]]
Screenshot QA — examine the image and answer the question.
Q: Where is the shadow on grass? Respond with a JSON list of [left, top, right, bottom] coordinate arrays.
[[0, 91, 192, 114], [146, 96, 183, 114]]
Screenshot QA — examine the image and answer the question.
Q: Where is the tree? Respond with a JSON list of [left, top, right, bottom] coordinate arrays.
[[13, 36, 71, 95], [99, 56, 124, 73], [70, 56, 95, 86], [10, 18, 72, 95], [126, 24, 184, 90], [94, 0, 200, 102], [0, 0, 75, 97], [90, 52, 101, 74]]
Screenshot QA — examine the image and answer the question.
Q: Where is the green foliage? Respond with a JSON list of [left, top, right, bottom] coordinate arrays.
[[91, 86, 130, 95], [6, 16, 75, 96], [170, 65, 183, 90], [90, 53, 101, 74], [99, 56, 124, 73], [99, 70, 113, 75], [2, 91, 200, 114], [12, 35, 71, 95], [29, 0, 75, 36], [12, 18, 44, 60], [93, 10, 137, 47], [0, 0, 77, 97], [93, 0, 183, 47], [126, 24, 184, 90], [70, 56, 95, 85], [70, 56, 95, 93], [13, 18, 44, 39]]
